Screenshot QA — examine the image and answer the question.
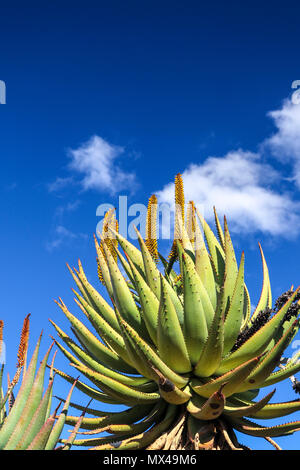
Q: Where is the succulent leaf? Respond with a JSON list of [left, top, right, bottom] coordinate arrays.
[[157, 275, 191, 374]]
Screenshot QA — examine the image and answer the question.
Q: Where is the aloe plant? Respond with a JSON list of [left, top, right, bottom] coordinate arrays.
[[0, 315, 77, 450], [51, 174, 300, 450]]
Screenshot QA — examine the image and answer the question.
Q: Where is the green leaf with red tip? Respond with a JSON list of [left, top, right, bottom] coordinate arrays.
[[13, 377, 54, 450], [0, 364, 4, 420], [61, 399, 93, 450], [26, 414, 56, 450], [45, 379, 78, 450], [4, 342, 54, 450]]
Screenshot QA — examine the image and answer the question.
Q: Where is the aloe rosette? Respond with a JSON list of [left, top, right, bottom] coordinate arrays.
[[51, 174, 300, 450], [0, 316, 77, 450]]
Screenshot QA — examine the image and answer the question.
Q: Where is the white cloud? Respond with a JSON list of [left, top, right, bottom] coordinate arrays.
[[49, 135, 137, 195], [157, 98, 300, 238], [263, 98, 300, 186], [68, 135, 136, 194], [157, 150, 300, 237], [264, 98, 300, 161], [47, 98, 300, 238]]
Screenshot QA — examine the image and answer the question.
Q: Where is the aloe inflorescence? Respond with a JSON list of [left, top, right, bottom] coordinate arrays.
[[51, 174, 300, 450]]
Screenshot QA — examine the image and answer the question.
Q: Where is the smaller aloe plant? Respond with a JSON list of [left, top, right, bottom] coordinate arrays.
[[0, 315, 77, 450]]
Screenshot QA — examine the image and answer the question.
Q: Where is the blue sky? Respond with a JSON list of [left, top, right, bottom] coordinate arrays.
[[1, 0, 300, 450]]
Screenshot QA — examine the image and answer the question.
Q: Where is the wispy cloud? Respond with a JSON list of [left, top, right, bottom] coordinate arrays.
[[54, 200, 81, 221], [46, 225, 87, 251], [2, 182, 17, 191], [48, 176, 74, 193], [157, 98, 300, 238], [49, 136, 137, 195]]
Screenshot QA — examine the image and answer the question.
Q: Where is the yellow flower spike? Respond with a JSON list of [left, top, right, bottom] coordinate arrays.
[[16, 314, 30, 371], [96, 209, 119, 284], [186, 200, 196, 246], [168, 173, 185, 261], [145, 194, 159, 262], [0, 320, 3, 358]]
